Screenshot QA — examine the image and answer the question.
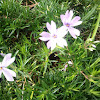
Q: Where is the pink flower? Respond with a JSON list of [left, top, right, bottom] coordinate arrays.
[[0, 53, 16, 81], [63, 61, 73, 71], [63, 64, 68, 71], [39, 21, 68, 50], [60, 10, 82, 39], [68, 61, 73, 65]]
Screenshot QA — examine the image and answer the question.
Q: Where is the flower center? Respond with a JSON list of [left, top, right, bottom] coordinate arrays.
[[66, 23, 70, 27], [0, 67, 2, 70], [53, 34, 57, 38]]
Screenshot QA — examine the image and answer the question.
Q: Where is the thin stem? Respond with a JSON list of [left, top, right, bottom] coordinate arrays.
[[80, 71, 89, 80], [91, 11, 100, 40]]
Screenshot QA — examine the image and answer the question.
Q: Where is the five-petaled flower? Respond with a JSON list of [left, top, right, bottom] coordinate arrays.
[[60, 10, 82, 39], [39, 21, 68, 50], [0, 53, 16, 81]]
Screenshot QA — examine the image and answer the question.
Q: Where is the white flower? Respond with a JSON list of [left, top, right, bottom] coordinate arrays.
[[39, 21, 68, 50], [68, 61, 73, 65], [60, 10, 82, 39], [63, 61, 73, 71], [92, 44, 96, 48], [0, 53, 16, 81], [93, 41, 100, 43]]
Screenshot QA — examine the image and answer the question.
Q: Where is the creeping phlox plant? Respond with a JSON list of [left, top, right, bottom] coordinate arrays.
[[39, 10, 82, 50], [0, 4, 100, 99], [0, 10, 99, 82], [0, 10, 82, 81]]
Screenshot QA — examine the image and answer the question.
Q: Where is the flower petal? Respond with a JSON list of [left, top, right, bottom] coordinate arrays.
[[40, 32, 50, 37], [68, 27, 80, 39], [39, 32, 50, 41], [46, 21, 56, 34], [65, 10, 73, 22], [2, 56, 15, 67], [0, 53, 5, 57], [4, 68, 16, 77], [92, 44, 96, 48], [93, 41, 100, 43], [68, 61, 73, 65], [51, 21, 56, 29], [64, 65, 68, 71], [2, 53, 12, 63], [51, 21, 56, 34], [39, 37, 49, 41], [60, 15, 66, 24], [70, 16, 82, 26], [2, 68, 14, 81], [46, 22, 51, 31], [71, 16, 80, 22], [57, 38, 67, 47], [57, 26, 68, 37], [50, 40, 56, 50], [47, 41, 51, 49]]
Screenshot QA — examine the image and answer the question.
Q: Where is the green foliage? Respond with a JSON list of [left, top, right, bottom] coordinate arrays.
[[0, 0, 100, 100]]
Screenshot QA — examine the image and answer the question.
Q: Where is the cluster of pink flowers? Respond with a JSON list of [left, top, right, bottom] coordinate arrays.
[[39, 10, 82, 50], [0, 10, 82, 81]]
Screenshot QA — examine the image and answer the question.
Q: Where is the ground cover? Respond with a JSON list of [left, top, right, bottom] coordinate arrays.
[[0, 0, 100, 99]]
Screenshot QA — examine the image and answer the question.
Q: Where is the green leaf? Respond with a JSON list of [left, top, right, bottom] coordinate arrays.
[[90, 57, 100, 68], [0, 34, 3, 42], [90, 89, 100, 97], [82, 5, 97, 21]]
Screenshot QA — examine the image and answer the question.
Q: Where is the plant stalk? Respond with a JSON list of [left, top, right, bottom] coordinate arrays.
[[91, 11, 100, 40]]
